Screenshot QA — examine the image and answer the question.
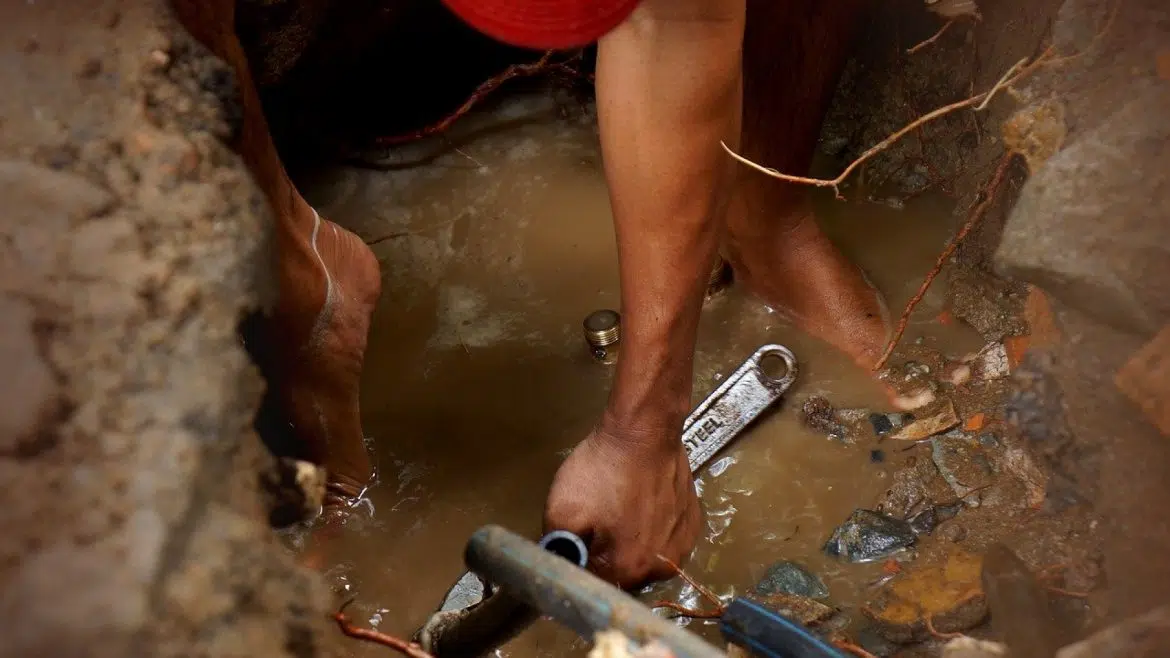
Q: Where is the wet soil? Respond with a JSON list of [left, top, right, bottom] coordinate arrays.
[[283, 91, 1022, 656]]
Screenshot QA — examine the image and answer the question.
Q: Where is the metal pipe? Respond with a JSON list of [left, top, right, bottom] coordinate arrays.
[[464, 525, 726, 658], [416, 529, 587, 658]]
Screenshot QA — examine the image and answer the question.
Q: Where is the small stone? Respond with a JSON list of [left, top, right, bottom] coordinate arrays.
[[971, 342, 1011, 380], [908, 507, 937, 536], [940, 524, 968, 543], [869, 413, 894, 435], [754, 561, 830, 599], [887, 399, 960, 440], [870, 449, 886, 463], [891, 387, 937, 411], [931, 433, 996, 501], [824, 509, 916, 563], [944, 363, 973, 386]]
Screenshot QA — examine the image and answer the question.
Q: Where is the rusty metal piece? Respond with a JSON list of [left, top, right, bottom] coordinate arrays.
[[464, 526, 726, 658]]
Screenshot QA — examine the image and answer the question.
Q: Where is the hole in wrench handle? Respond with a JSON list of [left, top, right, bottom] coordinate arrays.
[[681, 344, 799, 473]]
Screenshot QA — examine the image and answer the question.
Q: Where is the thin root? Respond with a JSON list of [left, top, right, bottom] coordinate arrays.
[[925, 614, 964, 640], [834, 639, 880, 658], [371, 51, 564, 147], [872, 152, 1015, 370], [1045, 586, 1091, 599], [333, 602, 435, 658], [651, 600, 724, 619], [906, 19, 956, 55], [656, 553, 725, 611], [720, 51, 1036, 199]]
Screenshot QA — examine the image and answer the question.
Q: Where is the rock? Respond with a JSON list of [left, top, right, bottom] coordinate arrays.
[[941, 523, 968, 543], [943, 362, 973, 386], [999, 436, 1048, 508], [864, 551, 988, 643], [824, 510, 916, 563], [908, 507, 937, 536], [931, 432, 996, 501], [970, 343, 1011, 380], [754, 561, 829, 599], [801, 396, 871, 444], [981, 544, 1061, 658], [262, 458, 326, 528], [869, 412, 911, 437], [943, 637, 1007, 657], [746, 591, 838, 626], [802, 396, 848, 438], [1056, 604, 1170, 658], [855, 626, 900, 658], [887, 400, 960, 441]]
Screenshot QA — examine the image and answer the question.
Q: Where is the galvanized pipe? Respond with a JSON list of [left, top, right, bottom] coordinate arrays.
[[464, 525, 726, 658]]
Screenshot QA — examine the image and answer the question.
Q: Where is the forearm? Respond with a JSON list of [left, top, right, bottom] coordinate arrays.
[[596, 0, 745, 441]]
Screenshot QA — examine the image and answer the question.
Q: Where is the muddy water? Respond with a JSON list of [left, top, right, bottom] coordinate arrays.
[[294, 91, 985, 656]]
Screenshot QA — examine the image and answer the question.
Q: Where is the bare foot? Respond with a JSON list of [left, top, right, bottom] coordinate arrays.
[[724, 207, 889, 370], [267, 206, 382, 502]]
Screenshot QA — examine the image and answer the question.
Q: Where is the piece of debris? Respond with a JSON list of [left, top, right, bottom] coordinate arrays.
[[801, 396, 872, 443], [754, 561, 830, 599], [263, 457, 326, 528], [887, 399, 960, 440], [590, 631, 674, 658], [1055, 604, 1170, 658], [931, 432, 996, 502], [969, 343, 1010, 380], [944, 637, 1007, 657], [746, 591, 839, 627], [891, 388, 937, 411], [943, 362, 973, 386], [864, 551, 987, 643], [962, 413, 986, 432], [999, 436, 1048, 508], [824, 509, 917, 563]]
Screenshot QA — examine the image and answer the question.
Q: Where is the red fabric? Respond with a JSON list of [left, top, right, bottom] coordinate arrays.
[[442, 0, 640, 49]]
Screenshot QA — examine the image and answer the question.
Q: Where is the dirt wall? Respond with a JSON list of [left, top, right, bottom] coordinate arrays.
[[0, 2, 330, 656]]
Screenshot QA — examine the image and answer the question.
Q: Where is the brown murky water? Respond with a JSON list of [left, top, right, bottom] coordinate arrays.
[[292, 91, 985, 656]]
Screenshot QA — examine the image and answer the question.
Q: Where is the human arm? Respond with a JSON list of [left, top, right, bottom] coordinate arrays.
[[544, 0, 746, 588]]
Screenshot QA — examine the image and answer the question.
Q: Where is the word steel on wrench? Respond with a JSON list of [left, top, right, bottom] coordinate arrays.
[[682, 344, 798, 473], [419, 344, 799, 651]]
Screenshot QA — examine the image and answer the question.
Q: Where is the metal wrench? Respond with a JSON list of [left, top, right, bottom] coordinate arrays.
[[416, 344, 799, 656]]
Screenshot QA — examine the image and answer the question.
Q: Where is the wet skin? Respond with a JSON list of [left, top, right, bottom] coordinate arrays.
[[172, 0, 885, 588]]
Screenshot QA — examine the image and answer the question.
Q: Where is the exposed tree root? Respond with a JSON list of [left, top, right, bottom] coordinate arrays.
[[872, 152, 1015, 370], [906, 18, 956, 55], [333, 601, 435, 658]]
